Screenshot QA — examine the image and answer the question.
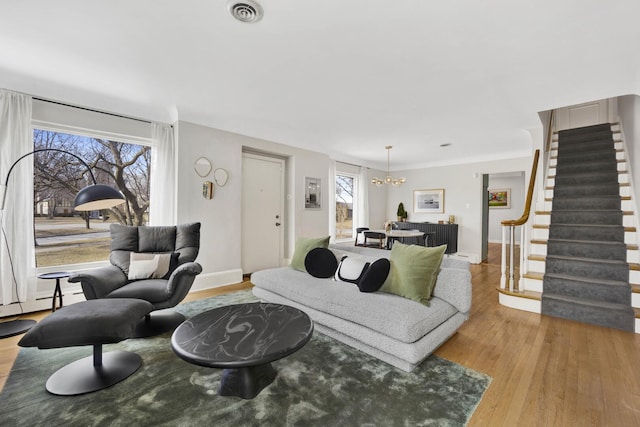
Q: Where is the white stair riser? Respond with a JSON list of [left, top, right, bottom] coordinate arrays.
[[528, 259, 545, 272], [632, 292, 640, 309], [523, 277, 543, 293], [630, 270, 640, 284], [532, 228, 549, 240], [499, 293, 541, 313]]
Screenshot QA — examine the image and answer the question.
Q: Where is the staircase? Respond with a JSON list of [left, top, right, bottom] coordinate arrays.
[[499, 121, 640, 333], [540, 124, 635, 331]]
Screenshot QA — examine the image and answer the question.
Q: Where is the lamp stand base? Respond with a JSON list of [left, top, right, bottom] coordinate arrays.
[[0, 319, 36, 339]]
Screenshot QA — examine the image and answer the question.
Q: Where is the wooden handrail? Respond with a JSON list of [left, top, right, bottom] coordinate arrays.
[[544, 109, 555, 153], [501, 149, 540, 226]]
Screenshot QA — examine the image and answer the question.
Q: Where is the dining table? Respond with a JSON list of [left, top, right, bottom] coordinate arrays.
[[371, 229, 431, 249]]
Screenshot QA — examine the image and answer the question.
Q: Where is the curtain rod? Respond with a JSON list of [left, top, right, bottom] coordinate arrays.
[[336, 160, 363, 168], [33, 97, 153, 125]]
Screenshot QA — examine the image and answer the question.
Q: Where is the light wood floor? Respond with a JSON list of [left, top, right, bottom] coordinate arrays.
[[1, 246, 639, 426]]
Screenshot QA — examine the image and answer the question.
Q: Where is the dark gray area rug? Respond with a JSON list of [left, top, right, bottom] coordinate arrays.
[[0, 291, 491, 426]]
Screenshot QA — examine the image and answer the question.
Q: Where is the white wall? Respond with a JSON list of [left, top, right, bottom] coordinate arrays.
[[363, 167, 388, 229], [175, 121, 331, 289], [488, 173, 526, 243], [385, 157, 532, 262]]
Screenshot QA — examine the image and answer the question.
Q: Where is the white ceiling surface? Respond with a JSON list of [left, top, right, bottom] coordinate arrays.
[[1, 1, 640, 170]]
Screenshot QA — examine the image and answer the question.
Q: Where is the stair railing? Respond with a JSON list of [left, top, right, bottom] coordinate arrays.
[[500, 149, 540, 292]]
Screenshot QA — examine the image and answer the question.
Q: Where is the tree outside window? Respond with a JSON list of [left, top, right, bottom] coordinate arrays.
[[33, 129, 151, 267]]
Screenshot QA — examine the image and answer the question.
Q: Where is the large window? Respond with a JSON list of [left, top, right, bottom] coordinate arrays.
[[336, 174, 356, 240], [33, 128, 151, 267]]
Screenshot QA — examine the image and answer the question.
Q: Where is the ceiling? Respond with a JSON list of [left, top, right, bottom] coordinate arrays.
[[1, 1, 639, 170]]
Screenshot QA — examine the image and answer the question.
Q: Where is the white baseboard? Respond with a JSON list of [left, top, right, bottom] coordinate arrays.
[[190, 268, 244, 292], [0, 291, 87, 318], [448, 252, 481, 264]]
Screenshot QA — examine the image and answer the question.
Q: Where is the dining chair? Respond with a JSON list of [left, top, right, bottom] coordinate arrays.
[[355, 227, 370, 246]]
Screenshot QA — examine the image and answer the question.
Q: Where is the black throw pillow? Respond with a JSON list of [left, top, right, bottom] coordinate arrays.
[[304, 247, 339, 278], [357, 258, 391, 292]]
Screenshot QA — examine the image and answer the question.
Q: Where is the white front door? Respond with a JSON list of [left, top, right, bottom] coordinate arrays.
[[241, 153, 284, 274]]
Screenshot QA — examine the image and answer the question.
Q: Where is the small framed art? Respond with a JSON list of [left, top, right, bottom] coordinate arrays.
[[488, 188, 510, 209], [305, 177, 321, 209]]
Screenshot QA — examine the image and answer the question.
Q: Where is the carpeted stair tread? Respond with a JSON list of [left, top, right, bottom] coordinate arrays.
[[558, 139, 616, 152], [547, 238, 627, 261], [557, 124, 612, 138], [552, 182, 620, 197], [556, 160, 620, 175], [548, 223, 624, 242], [556, 151, 616, 163], [550, 211, 622, 227], [551, 195, 621, 210], [543, 273, 631, 304], [541, 293, 635, 332], [553, 171, 619, 185], [546, 253, 628, 265], [544, 272, 629, 288]]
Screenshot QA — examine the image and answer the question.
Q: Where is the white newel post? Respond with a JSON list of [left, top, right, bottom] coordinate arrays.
[[500, 226, 507, 289]]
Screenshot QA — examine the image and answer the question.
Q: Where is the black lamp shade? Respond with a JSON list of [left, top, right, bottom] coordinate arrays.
[[74, 184, 126, 211]]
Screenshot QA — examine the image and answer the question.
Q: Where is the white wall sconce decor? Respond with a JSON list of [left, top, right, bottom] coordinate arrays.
[[194, 157, 212, 177], [214, 168, 229, 187]]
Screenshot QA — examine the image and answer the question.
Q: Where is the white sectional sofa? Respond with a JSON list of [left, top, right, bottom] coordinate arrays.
[[251, 244, 472, 372]]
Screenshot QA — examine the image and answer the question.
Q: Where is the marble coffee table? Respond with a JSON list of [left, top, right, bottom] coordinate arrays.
[[171, 302, 313, 399]]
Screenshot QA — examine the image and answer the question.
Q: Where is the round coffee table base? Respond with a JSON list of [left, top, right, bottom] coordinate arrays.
[[219, 363, 277, 399], [46, 351, 142, 396]]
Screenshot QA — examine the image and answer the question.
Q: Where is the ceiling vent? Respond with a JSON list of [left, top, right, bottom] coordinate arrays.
[[227, 0, 263, 23]]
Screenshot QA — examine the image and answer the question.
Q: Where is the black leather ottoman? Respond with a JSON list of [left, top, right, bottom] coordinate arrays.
[[18, 298, 153, 395]]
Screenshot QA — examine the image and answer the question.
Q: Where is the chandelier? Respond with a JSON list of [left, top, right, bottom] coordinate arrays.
[[371, 146, 406, 187]]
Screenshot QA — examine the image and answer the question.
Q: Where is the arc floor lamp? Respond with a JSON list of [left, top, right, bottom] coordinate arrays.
[[0, 148, 125, 339]]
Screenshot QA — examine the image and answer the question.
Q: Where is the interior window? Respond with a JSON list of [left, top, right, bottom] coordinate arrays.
[[33, 128, 151, 267]]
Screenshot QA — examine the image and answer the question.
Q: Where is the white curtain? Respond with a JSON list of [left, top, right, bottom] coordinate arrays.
[[328, 159, 337, 242], [149, 122, 176, 225], [0, 90, 36, 305], [357, 166, 370, 228]]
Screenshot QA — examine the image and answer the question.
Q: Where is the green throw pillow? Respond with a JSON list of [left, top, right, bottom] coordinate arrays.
[[380, 242, 447, 306], [290, 236, 330, 272]]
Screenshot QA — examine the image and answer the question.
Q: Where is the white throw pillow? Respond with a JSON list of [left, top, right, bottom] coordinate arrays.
[[334, 256, 370, 284], [128, 252, 173, 280]]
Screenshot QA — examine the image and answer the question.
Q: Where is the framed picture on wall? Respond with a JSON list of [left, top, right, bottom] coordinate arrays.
[[413, 189, 444, 213], [488, 188, 511, 209], [305, 177, 321, 209]]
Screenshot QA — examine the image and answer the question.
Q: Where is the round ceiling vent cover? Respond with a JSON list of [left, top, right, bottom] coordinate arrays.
[[227, 0, 263, 23]]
